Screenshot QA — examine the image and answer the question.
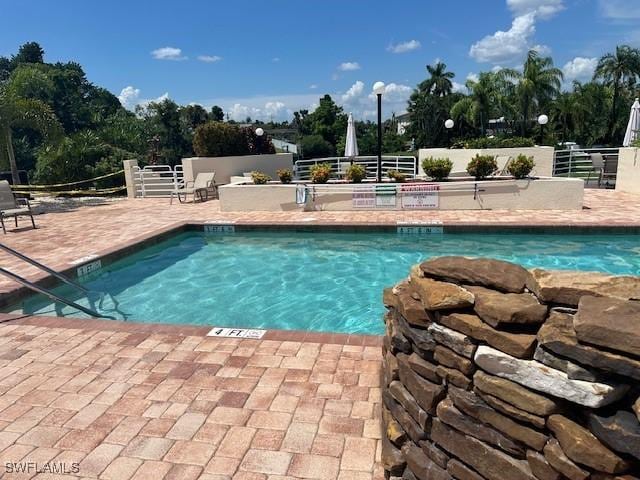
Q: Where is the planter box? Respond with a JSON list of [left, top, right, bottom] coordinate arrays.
[[219, 177, 584, 212]]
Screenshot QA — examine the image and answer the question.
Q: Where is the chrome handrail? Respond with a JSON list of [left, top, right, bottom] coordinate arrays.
[[0, 243, 88, 293], [0, 267, 111, 319]]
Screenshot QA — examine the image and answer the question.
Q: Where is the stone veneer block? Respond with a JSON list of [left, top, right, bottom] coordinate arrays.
[[439, 313, 536, 359], [474, 346, 629, 408], [434, 345, 475, 376], [402, 442, 451, 480], [405, 353, 441, 384], [635, 397, 640, 423], [427, 323, 477, 359], [526, 450, 562, 480], [381, 435, 406, 476], [574, 296, 640, 358], [383, 390, 426, 444], [468, 286, 547, 328], [436, 397, 525, 457], [409, 272, 475, 311], [537, 312, 640, 381], [547, 414, 632, 474], [448, 386, 547, 451], [396, 290, 433, 328], [431, 419, 537, 480], [473, 371, 560, 416], [533, 345, 604, 382], [389, 381, 429, 429], [419, 440, 449, 469], [420, 256, 529, 293], [396, 314, 436, 351], [587, 411, 640, 461], [542, 439, 589, 480], [435, 365, 472, 390], [474, 389, 546, 429], [526, 268, 640, 306], [447, 459, 484, 480], [397, 354, 446, 414]]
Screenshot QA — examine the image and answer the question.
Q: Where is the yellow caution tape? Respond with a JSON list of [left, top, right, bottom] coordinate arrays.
[[11, 170, 125, 189]]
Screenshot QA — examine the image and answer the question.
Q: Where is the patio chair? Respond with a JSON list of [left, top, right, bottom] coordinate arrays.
[[170, 172, 217, 204], [586, 153, 604, 187], [0, 181, 36, 234], [496, 155, 513, 176]]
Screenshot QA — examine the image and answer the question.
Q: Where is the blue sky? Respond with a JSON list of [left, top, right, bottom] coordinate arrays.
[[2, 0, 640, 120]]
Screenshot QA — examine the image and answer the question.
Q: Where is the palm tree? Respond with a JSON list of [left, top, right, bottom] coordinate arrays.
[[503, 50, 563, 136], [594, 45, 640, 141], [419, 61, 455, 97], [0, 86, 62, 184], [551, 92, 586, 143]]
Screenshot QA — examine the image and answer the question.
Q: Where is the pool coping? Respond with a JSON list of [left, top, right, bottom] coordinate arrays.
[[1, 219, 639, 335]]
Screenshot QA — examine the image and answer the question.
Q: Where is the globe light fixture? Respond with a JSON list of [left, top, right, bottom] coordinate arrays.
[[537, 114, 548, 145], [255, 127, 264, 154], [255, 127, 264, 136], [373, 82, 385, 182], [445, 119, 454, 129]]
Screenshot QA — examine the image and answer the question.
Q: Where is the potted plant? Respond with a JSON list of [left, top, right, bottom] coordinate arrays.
[[250, 171, 271, 184], [507, 154, 535, 179], [345, 164, 366, 183], [422, 157, 453, 181], [310, 163, 332, 184], [387, 170, 406, 183], [466, 154, 497, 180], [277, 168, 293, 184]]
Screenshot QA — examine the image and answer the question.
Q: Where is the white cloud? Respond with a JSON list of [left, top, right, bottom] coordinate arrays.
[[151, 47, 187, 61], [337, 81, 412, 119], [117, 86, 140, 109], [599, 0, 640, 20], [470, 13, 536, 64], [197, 55, 222, 63], [563, 56, 598, 82], [341, 80, 365, 103], [387, 40, 421, 54], [466, 73, 479, 83], [507, 0, 564, 19], [338, 62, 361, 71], [452, 82, 467, 93]]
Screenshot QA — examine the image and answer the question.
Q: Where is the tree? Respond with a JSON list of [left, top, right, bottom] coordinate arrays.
[[594, 45, 640, 142], [503, 50, 563, 136], [419, 61, 455, 97], [451, 72, 509, 135], [0, 87, 62, 183], [11, 42, 45, 66], [300, 135, 334, 159], [210, 105, 224, 122], [193, 122, 250, 157]]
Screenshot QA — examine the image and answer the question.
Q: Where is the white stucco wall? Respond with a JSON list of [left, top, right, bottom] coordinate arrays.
[[616, 148, 640, 195], [418, 147, 554, 177], [182, 153, 294, 185]]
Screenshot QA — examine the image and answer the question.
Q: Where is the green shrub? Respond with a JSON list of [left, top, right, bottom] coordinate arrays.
[[422, 157, 453, 181], [193, 122, 249, 157], [310, 163, 332, 184], [451, 136, 535, 149], [387, 170, 406, 182], [250, 171, 271, 184], [507, 154, 535, 179], [276, 168, 293, 183], [345, 164, 366, 183], [300, 135, 334, 159], [466, 154, 498, 180]]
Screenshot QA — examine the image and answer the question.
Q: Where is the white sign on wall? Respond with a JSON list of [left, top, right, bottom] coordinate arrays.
[[400, 184, 440, 209], [352, 185, 376, 208]]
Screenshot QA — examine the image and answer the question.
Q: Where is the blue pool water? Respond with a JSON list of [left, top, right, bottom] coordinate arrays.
[[7, 231, 640, 334]]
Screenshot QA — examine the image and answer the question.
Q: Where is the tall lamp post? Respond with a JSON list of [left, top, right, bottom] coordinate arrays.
[[373, 81, 385, 182], [444, 119, 454, 147], [255, 127, 264, 154], [537, 115, 548, 145]]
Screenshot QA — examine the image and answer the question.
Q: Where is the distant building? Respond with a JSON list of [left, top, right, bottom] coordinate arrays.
[[396, 113, 411, 135], [272, 138, 298, 154]]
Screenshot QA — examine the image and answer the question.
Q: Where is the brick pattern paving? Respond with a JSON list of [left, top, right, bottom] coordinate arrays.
[[0, 322, 383, 479], [0, 189, 639, 295]]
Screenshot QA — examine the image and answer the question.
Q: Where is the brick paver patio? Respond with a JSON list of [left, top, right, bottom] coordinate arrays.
[[0, 190, 639, 478]]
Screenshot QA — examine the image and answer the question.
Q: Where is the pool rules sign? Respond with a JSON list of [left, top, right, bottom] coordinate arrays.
[[400, 184, 439, 209]]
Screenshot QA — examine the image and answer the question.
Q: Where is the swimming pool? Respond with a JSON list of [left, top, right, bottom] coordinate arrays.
[[5, 230, 640, 334]]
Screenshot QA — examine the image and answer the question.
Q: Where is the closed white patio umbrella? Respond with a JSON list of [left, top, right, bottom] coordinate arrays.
[[345, 113, 359, 159], [623, 98, 640, 147]]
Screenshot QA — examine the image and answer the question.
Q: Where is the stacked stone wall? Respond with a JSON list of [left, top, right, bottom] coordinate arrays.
[[381, 256, 640, 480]]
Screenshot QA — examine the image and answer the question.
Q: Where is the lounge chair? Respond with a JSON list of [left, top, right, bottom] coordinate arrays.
[[170, 172, 217, 204], [587, 153, 604, 187], [0, 181, 36, 234]]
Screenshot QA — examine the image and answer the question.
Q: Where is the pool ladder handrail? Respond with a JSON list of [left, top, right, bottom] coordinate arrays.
[[0, 242, 112, 319]]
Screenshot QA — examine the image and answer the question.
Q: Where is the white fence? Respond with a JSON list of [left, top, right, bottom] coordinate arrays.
[[294, 156, 416, 181], [553, 148, 618, 186], [133, 165, 183, 197]]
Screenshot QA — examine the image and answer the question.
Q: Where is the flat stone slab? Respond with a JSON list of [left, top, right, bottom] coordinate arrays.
[[397, 353, 446, 414], [431, 419, 537, 480], [405, 352, 442, 384], [547, 414, 632, 474], [473, 370, 560, 416], [427, 323, 477, 359], [475, 389, 546, 429], [543, 439, 589, 480], [574, 296, 640, 358], [468, 286, 547, 328], [526, 268, 640, 306], [526, 450, 562, 480], [588, 411, 640, 461], [420, 256, 529, 293], [402, 443, 451, 480], [389, 380, 429, 429], [537, 312, 640, 381], [410, 271, 475, 311], [382, 435, 405, 476], [533, 345, 604, 382], [474, 345, 629, 408], [439, 313, 536, 359]]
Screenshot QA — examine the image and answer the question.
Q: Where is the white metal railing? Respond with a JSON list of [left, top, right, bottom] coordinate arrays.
[[294, 156, 417, 181], [553, 148, 618, 186], [133, 165, 183, 197]]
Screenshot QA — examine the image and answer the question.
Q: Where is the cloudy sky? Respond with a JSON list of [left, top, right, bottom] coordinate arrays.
[[2, 0, 640, 121]]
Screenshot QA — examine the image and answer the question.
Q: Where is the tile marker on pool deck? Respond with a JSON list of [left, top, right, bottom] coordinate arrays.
[[207, 326, 267, 339]]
